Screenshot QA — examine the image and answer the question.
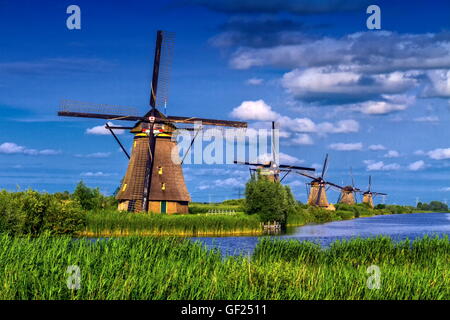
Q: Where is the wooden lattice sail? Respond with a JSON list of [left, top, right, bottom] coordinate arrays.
[[58, 30, 247, 214]]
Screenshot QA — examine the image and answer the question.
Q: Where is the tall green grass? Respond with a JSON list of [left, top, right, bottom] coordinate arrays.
[[0, 235, 448, 299], [83, 210, 262, 236]]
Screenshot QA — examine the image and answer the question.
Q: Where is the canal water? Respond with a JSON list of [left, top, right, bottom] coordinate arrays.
[[192, 212, 450, 256]]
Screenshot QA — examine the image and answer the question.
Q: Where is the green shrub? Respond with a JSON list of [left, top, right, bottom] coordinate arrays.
[[336, 210, 355, 220], [244, 177, 296, 225]]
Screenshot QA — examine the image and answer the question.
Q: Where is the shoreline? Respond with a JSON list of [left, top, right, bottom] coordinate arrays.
[[79, 210, 443, 238]]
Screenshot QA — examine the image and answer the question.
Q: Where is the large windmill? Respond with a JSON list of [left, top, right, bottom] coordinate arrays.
[[234, 121, 315, 182], [296, 154, 340, 210], [337, 168, 362, 205], [58, 30, 247, 214], [362, 175, 387, 208]]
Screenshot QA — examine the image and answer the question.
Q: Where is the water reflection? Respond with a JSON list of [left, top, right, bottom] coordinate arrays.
[[192, 213, 450, 256]]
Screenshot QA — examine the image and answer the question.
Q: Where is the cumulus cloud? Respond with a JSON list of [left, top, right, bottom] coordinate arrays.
[[228, 31, 450, 73], [282, 68, 417, 104], [408, 160, 425, 171], [255, 152, 304, 165], [352, 94, 415, 115], [230, 100, 280, 121], [291, 133, 314, 145], [231, 100, 359, 135], [328, 142, 363, 151], [364, 160, 401, 171], [384, 150, 400, 158], [427, 148, 450, 160], [0, 142, 60, 156], [423, 70, 450, 98], [86, 122, 123, 135], [368, 144, 386, 151]]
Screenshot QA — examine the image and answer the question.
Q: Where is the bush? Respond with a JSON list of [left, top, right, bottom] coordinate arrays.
[[336, 210, 355, 220], [244, 176, 296, 226], [72, 181, 117, 211], [0, 190, 85, 236]]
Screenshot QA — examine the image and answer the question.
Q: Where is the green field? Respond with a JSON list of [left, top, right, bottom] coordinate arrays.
[[0, 235, 448, 300]]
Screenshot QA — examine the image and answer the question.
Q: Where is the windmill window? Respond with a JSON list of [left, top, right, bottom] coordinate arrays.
[[161, 183, 166, 191], [158, 166, 163, 175]]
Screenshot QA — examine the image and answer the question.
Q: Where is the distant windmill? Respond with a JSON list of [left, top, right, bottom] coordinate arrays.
[[296, 154, 340, 210], [361, 176, 387, 208], [234, 121, 315, 182], [337, 167, 362, 205]]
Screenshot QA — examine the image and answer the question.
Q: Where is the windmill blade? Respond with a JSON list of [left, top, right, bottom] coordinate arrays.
[[325, 180, 343, 190], [234, 160, 268, 167], [166, 116, 247, 128], [58, 100, 142, 121], [350, 167, 356, 188], [105, 123, 130, 159], [368, 175, 372, 192], [296, 171, 317, 180], [279, 164, 315, 172], [373, 192, 387, 196], [271, 121, 280, 166], [321, 154, 329, 179], [150, 30, 175, 110]]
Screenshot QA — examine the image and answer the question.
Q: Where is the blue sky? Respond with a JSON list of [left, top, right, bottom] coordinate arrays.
[[1, 0, 450, 205]]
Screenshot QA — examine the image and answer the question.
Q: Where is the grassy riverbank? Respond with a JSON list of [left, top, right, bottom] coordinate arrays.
[[82, 210, 262, 237], [81, 203, 423, 237], [0, 235, 448, 299]]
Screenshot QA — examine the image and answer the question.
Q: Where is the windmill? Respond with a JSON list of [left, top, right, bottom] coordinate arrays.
[[234, 121, 315, 182], [296, 154, 340, 210], [58, 30, 247, 214], [362, 175, 387, 208], [337, 167, 362, 205]]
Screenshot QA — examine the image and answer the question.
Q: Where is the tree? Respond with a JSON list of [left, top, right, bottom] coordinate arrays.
[[72, 181, 103, 211], [244, 176, 296, 226]]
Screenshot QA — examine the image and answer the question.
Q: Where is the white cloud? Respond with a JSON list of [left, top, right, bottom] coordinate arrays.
[[328, 142, 363, 151], [423, 70, 450, 97], [86, 122, 123, 135], [414, 149, 425, 155], [408, 160, 425, 171], [427, 148, 450, 160], [291, 134, 313, 145], [369, 144, 386, 151], [282, 68, 416, 102], [384, 150, 400, 158], [214, 177, 243, 187], [246, 77, 264, 85], [0, 142, 60, 156], [364, 160, 401, 171], [81, 171, 111, 177], [440, 187, 450, 192], [255, 152, 304, 165], [75, 152, 111, 158], [230, 100, 279, 121]]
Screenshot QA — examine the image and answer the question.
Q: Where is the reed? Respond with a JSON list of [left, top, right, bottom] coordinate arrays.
[[83, 210, 263, 237], [0, 235, 448, 300]]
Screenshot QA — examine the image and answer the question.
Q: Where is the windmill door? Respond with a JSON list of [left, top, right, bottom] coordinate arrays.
[[161, 201, 167, 214]]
